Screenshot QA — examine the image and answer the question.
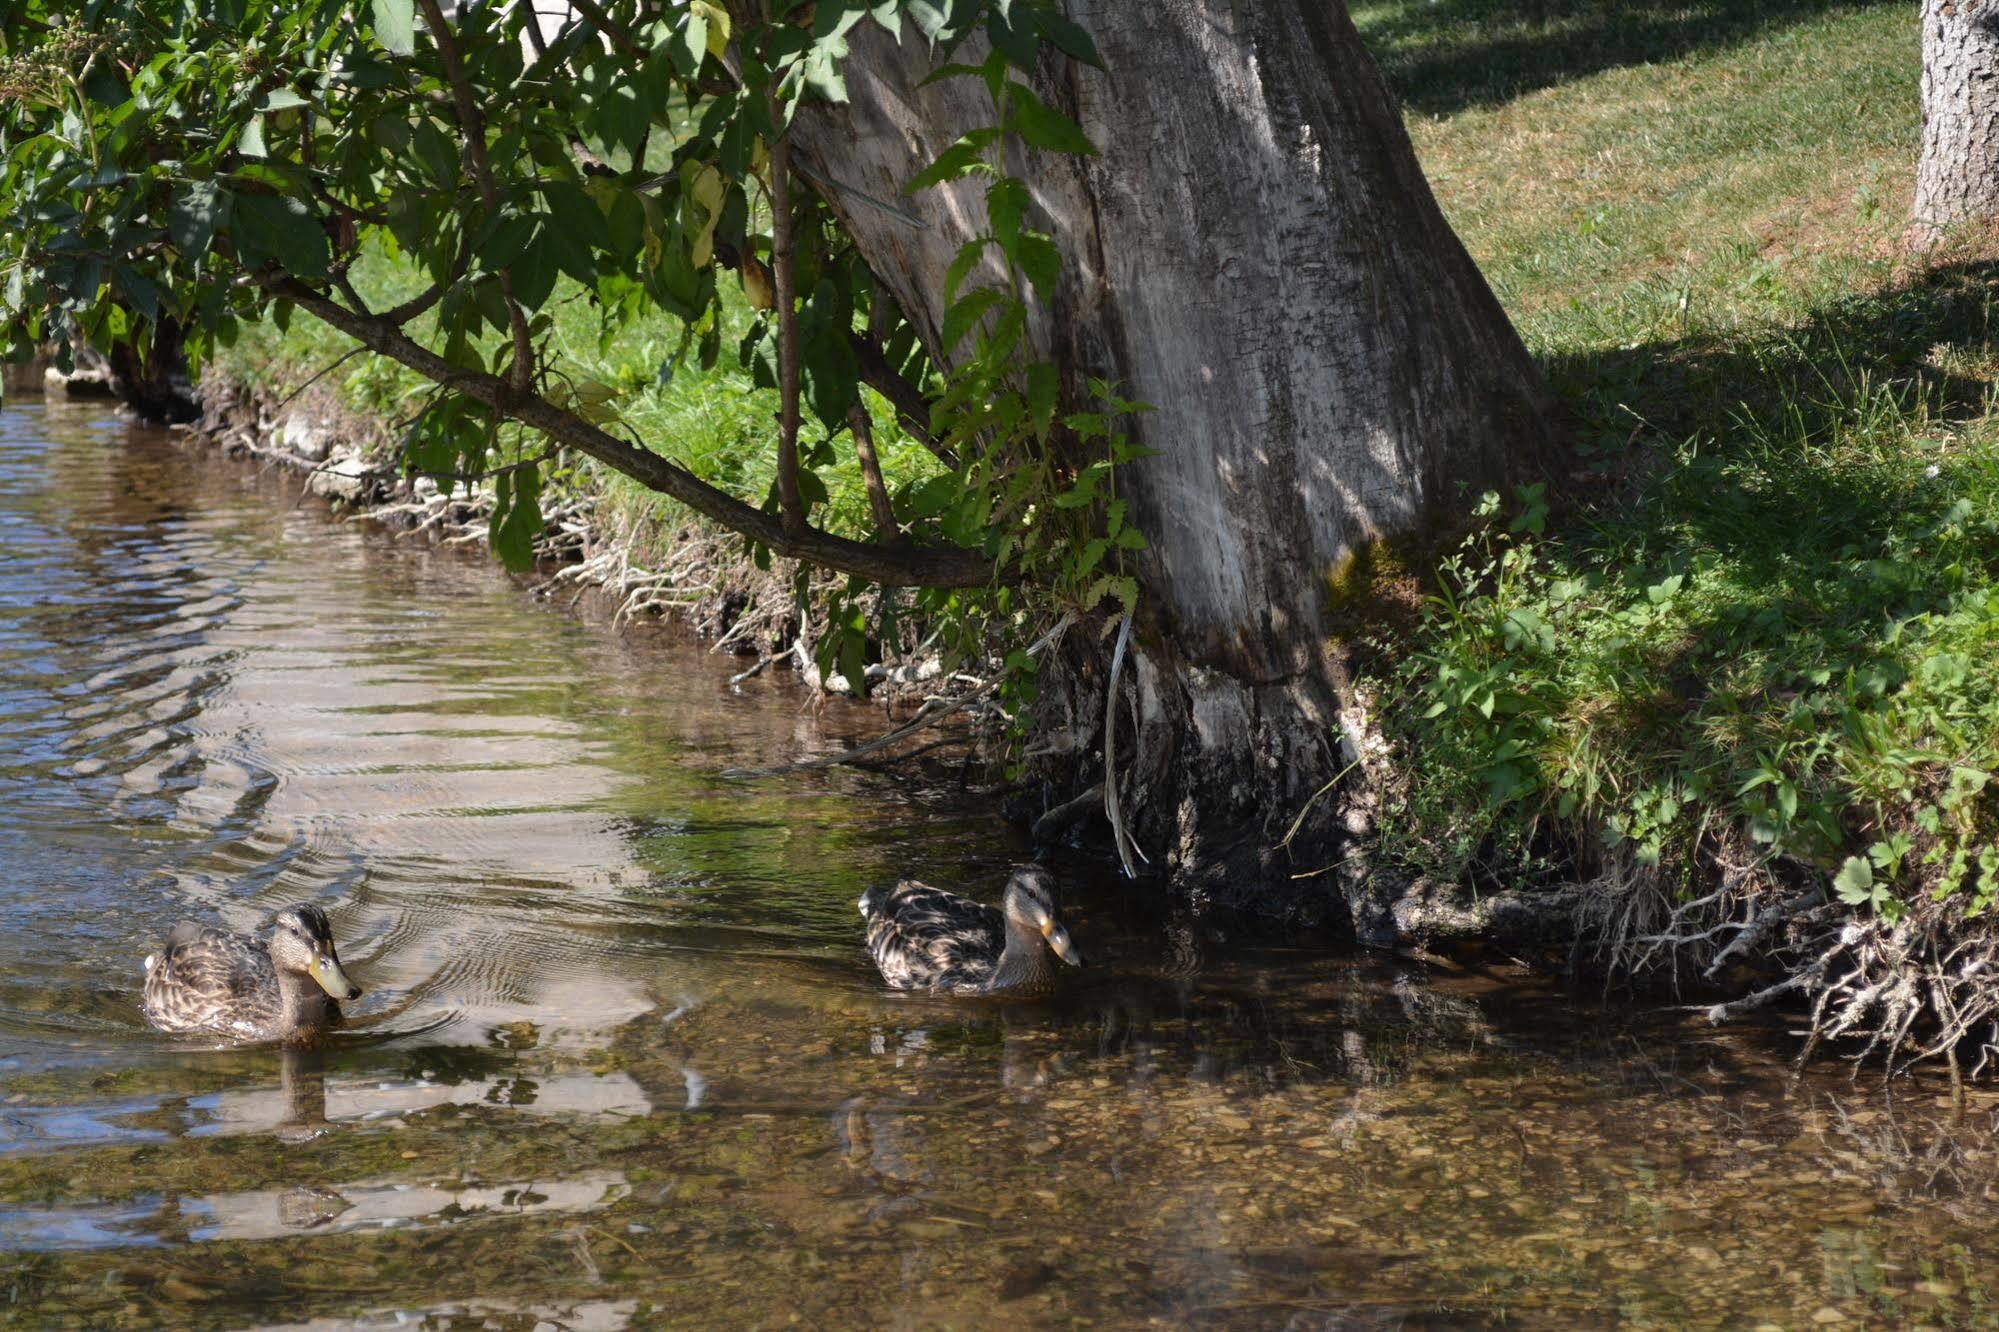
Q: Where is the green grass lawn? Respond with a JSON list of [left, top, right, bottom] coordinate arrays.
[[1356, 0, 1999, 914]]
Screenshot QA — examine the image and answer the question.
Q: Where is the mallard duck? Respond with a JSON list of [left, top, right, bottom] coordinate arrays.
[[141, 904, 362, 1046], [859, 865, 1082, 994]]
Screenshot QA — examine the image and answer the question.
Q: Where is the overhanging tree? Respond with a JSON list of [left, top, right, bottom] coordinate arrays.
[[0, 1, 1547, 915]]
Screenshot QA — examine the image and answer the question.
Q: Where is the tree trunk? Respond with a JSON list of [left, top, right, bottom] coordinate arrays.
[[796, 2, 1551, 922], [1911, 0, 1999, 248]]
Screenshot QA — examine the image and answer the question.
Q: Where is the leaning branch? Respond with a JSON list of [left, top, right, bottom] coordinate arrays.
[[849, 331, 955, 468], [257, 272, 996, 588]]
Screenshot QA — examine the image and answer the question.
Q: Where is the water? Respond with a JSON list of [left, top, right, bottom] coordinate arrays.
[[1, 399, 1996, 1330]]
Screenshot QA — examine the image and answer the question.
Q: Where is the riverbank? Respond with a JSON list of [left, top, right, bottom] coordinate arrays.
[[48, 0, 1994, 1078], [1353, 0, 1999, 1076]]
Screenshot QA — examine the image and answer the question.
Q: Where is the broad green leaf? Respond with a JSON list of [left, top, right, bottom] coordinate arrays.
[[1008, 84, 1095, 155], [238, 114, 269, 158], [232, 194, 330, 279], [372, 0, 417, 55], [987, 177, 1027, 258], [169, 183, 226, 258], [1833, 855, 1874, 905]]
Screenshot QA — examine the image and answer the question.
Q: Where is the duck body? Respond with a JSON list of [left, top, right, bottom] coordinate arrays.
[[141, 905, 361, 1047], [860, 865, 1082, 995]]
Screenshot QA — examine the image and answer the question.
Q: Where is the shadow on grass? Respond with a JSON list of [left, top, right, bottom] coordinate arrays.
[[1355, 0, 1896, 116], [1553, 258, 1999, 460], [1541, 258, 1999, 719]]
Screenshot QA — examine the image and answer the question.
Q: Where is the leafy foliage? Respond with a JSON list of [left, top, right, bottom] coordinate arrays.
[[1380, 329, 1999, 920], [0, 0, 1142, 697]]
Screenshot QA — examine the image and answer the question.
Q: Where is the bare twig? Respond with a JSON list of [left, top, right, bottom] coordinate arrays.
[[270, 346, 366, 415], [767, 89, 805, 537], [848, 400, 899, 541]]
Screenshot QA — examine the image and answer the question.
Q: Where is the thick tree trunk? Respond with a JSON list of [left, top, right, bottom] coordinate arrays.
[[1911, 0, 1999, 248], [797, 2, 1551, 921]]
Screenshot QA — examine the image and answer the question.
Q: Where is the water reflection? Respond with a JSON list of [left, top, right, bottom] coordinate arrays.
[[4, 401, 1999, 1329]]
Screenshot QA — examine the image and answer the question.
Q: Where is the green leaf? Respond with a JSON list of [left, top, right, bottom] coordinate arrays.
[[1032, 9, 1103, 67], [114, 267, 159, 325], [232, 195, 330, 279], [1014, 233, 1060, 302], [906, 135, 995, 194], [169, 183, 226, 258], [489, 462, 543, 571], [1008, 84, 1095, 155], [942, 287, 1003, 349], [238, 114, 269, 158], [986, 177, 1027, 258], [372, 0, 417, 56], [986, 7, 1039, 70], [1833, 855, 1875, 905]]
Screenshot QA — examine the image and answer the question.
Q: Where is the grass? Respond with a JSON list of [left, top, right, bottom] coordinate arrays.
[[1355, 0, 1999, 916]]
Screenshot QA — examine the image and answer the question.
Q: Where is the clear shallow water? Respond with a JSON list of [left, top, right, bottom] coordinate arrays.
[[1, 400, 1997, 1329]]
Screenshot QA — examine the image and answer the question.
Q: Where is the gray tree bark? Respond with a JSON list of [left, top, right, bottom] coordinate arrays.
[[795, 2, 1551, 920], [1912, 0, 1999, 247]]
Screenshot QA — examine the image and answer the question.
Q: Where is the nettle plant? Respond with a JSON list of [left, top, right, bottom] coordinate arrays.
[[0, 0, 1143, 702]]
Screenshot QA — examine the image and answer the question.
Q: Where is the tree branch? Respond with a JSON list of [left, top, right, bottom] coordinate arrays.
[[849, 330, 955, 469], [418, 0, 535, 395], [565, 0, 641, 60], [257, 272, 996, 588], [848, 400, 899, 542], [767, 89, 806, 537], [379, 230, 472, 327]]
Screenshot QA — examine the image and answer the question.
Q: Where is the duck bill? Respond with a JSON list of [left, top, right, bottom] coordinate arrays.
[[1042, 920, 1083, 967], [308, 954, 361, 1001]]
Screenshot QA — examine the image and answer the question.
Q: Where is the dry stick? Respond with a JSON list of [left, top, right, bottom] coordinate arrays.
[[849, 401, 899, 541], [1701, 889, 1827, 981], [418, 0, 535, 395], [848, 332, 955, 468], [1031, 782, 1104, 842], [767, 90, 806, 538], [269, 345, 366, 415]]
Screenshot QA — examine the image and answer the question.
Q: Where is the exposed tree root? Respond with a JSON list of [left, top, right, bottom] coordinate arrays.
[[1609, 838, 1999, 1080]]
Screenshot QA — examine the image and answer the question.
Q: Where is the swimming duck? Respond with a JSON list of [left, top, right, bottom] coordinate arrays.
[[141, 904, 362, 1046], [859, 865, 1083, 994]]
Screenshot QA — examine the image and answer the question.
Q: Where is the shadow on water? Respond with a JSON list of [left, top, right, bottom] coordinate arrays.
[[1352, 0, 1895, 117]]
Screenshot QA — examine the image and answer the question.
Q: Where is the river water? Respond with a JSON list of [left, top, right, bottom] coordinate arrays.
[[1, 398, 1995, 1330]]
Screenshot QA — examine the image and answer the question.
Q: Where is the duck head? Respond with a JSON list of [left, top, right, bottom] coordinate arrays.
[[268, 905, 362, 1001], [1002, 866, 1083, 968]]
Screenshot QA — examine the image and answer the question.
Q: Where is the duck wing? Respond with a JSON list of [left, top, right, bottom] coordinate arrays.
[[143, 927, 279, 1037], [861, 880, 1005, 991]]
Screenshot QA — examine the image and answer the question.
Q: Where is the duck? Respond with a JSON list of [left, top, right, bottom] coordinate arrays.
[[141, 904, 362, 1046], [859, 864, 1083, 994]]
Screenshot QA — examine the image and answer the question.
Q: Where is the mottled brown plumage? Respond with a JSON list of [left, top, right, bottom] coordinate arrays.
[[860, 866, 1082, 994], [141, 905, 361, 1046]]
